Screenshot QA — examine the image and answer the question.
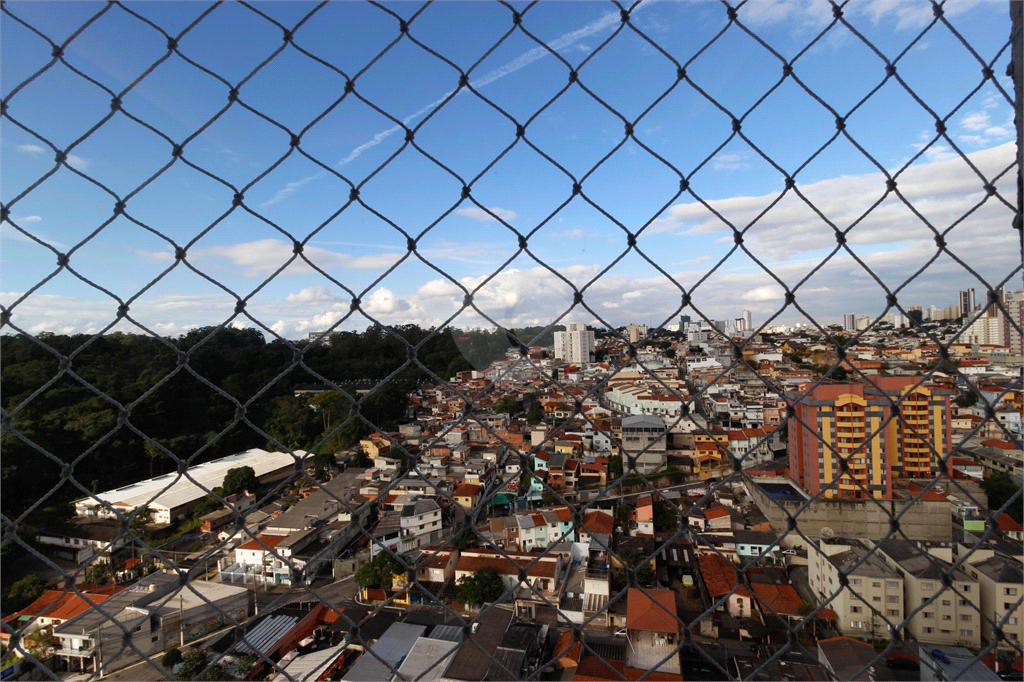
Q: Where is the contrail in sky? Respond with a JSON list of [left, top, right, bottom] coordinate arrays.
[[262, 4, 651, 208]]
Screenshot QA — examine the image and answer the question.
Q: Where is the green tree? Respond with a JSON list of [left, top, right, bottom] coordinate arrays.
[[494, 397, 520, 415], [4, 575, 54, 612], [608, 455, 624, 480], [981, 472, 1023, 524], [652, 502, 679, 533], [161, 647, 183, 670], [955, 389, 979, 408], [236, 653, 259, 677], [457, 566, 505, 606], [264, 396, 322, 450], [354, 551, 405, 590], [618, 503, 633, 535], [222, 466, 258, 496], [450, 525, 477, 550], [83, 561, 114, 585], [173, 648, 222, 681], [526, 400, 544, 425], [313, 451, 335, 481]]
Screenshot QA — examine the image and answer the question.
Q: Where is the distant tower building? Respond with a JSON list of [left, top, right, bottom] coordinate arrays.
[[626, 324, 648, 345], [553, 323, 595, 364], [843, 313, 857, 331], [959, 289, 976, 318], [856, 315, 871, 331], [733, 318, 745, 332], [742, 309, 752, 331], [679, 314, 691, 330], [1002, 291, 1024, 355], [928, 305, 937, 321]]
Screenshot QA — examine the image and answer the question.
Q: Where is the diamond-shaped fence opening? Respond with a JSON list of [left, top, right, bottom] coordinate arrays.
[[1, 1, 1022, 681]]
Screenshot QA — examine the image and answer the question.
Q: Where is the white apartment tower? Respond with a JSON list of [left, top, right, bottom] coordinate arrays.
[[554, 323, 596, 364], [742, 309, 752, 330], [843, 313, 856, 331]]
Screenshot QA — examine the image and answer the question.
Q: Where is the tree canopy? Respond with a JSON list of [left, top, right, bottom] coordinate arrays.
[[222, 466, 258, 496], [457, 566, 505, 606], [354, 551, 405, 590]]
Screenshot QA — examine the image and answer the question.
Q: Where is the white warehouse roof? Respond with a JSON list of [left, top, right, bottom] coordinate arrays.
[[76, 448, 302, 515]]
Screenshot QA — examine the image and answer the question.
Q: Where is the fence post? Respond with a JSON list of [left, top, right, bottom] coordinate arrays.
[[1013, 0, 1024, 282]]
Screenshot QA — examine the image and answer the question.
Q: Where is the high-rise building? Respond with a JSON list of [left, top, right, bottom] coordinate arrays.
[[734, 317, 745, 332], [928, 305, 937, 321], [843, 313, 856, 331], [626, 323, 648, 345], [962, 315, 1005, 346], [856, 315, 871, 331], [1002, 291, 1024, 355], [788, 378, 952, 500], [742, 309, 752, 331], [679, 315, 691, 329], [959, 288, 976, 318], [553, 323, 595, 364]]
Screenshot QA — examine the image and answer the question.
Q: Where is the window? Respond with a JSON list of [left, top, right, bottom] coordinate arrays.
[[1006, 588, 1018, 596], [960, 599, 970, 607], [961, 585, 971, 592], [851, 606, 863, 614], [851, 621, 864, 629], [922, 598, 929, 605], [1009, 618, 1019, 626], [921, 582, 934, 591], [942, 600, 951, 606], [887, 596, 900, 603], [923, 612, 934, 619], [887, 581, 899, 589], [960, 629, 973, 637], [923, 627, 934, 634], [872, 596, 881, 602], [887, 609, 900, 617], [943, 615, 952, 621], [851, 578, 862, 586], [873, 582, 881, 588], [1005, 603, 1015, 610]]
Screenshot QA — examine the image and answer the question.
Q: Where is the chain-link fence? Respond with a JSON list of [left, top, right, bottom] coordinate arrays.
[[1, 0, 1022, 680]]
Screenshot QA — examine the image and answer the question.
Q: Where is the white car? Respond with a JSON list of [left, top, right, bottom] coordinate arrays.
[[613, 628, 628, 638], [781, 549, 798, 555]]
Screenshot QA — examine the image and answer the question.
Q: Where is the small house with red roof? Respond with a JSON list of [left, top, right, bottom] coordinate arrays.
[[624, 588, 681, 674]]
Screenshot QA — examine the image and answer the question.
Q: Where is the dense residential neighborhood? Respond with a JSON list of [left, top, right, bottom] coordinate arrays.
[[3, 294, 1022, 681]]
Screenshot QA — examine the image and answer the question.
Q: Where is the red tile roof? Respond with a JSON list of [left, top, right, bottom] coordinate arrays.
[[454, 483, 480, 497], [750, 583, 804, 616], [997, 513, 1023, 533], [582, 510, 614, 536], [704, 505, 731, 520], [625, 587, 679, 634], [237, 534, 288, 551], [698, 552, 739, 598], [554, 630, 582, 667]]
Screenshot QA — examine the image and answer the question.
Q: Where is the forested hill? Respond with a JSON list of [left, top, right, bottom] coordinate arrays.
[[1, 324, 554, 523]]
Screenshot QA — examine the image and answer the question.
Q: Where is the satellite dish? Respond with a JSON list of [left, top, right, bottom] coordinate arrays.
[[821, 527, 835, 538]]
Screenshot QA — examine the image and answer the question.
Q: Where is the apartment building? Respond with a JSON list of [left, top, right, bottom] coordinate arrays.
[[621, 415, 668, 475], [876, 539, 981, 649], [553, 323, 595, 364], [808, 538, 904, 642], [789, 378, 952, 499], [964, 553, 1023, 651]]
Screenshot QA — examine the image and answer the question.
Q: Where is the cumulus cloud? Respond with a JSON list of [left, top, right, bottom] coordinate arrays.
[[17, 144, 45, 154], [66, 154, 90, 170], [187, 239, 403, 277], [362, 287, 411, 315], [649, 142, 1017, 261], [454, 206, 518, 223], [285, 286, 339, 304]]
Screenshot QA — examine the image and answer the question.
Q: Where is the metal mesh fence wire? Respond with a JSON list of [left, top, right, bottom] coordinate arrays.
[[1, 0, 1022, 680]]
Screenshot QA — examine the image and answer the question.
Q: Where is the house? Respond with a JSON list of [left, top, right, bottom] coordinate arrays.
[[631, 494, 655, 537], [624, 588, 681, 675], [453, 483, 480, 511], [697, 552, 753, 618], [919, 646, 1001, 681]]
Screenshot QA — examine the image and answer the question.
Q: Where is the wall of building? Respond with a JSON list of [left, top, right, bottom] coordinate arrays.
[[748, 484, 952, 541]]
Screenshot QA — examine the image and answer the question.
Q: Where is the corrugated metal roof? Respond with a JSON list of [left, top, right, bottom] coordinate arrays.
[[392, 636, 459, 682], [341, 622, 425, 682], [232, 614, 300, 655], [428, 625, 463, 643]]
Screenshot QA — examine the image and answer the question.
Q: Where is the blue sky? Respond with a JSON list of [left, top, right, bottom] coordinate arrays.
[[1, 0, 1019, 339]]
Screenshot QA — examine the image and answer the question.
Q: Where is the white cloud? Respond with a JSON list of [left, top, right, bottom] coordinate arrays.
[[285, 286, 339, 304], [361, 287, 410, 315], [14, 215, 42, 223], [622, 290, 644, 300], [17, 144, 45, 154], [196, 239, 402, 277], [743, 285, 784, 302], [649, 142, 1017, 261], [66, 154, 90, 170], [712, 153, 749, 171], [454, 206, 517, 223]]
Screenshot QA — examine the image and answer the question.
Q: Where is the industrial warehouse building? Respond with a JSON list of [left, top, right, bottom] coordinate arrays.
[[73, 449, 301, 523]]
